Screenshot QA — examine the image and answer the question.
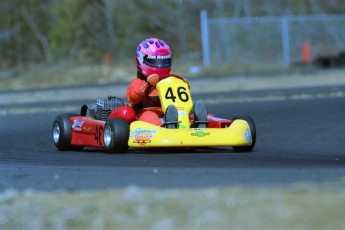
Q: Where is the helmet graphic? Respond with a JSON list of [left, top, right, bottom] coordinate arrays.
[[136, 38, 172, 78]]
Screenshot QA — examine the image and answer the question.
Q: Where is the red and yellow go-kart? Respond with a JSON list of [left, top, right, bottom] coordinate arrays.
[[52, 75, 256, 153]]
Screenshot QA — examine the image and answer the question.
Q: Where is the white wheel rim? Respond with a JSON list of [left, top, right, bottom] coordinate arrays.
[[53, 123, 60, 144], [104, 126, 112, 147]]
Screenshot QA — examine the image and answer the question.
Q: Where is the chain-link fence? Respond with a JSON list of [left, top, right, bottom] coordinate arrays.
[[200, 11, 345, 69]]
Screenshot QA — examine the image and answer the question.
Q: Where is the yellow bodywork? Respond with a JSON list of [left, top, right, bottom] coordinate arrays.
[[128, 120, 253, 147], [157, 76, 193, 129], [127, 76, 253, 148]]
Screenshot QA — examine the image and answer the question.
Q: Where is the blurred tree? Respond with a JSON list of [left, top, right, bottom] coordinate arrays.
[[49, 0, 86, 60], [103, 0, 117, 59], [0, 0, 54, 67], [1, 0, 345, 69], [21, 1, 53, 63]]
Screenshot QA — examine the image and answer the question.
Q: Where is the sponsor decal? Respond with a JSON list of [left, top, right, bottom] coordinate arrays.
[[95, 126, 104, 146], [97, 99, 105, 107], [83, 127, 92, 132], [130, 128, 158, 145], [178, 111, 187, 117], [137, 52, 145, 63], [191, 128, 210, 137], [72, 119, 84, 131], [179, 124, 187, 129], [147, 54, 171, 59], [245, 129, 252, 142]]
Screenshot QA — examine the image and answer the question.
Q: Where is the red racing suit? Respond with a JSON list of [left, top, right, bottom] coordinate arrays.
[[126, 74, 190, 126], [126, 77, 163, 125]]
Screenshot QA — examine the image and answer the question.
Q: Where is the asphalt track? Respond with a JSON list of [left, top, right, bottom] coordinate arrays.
[[1, 88, 345, 191]]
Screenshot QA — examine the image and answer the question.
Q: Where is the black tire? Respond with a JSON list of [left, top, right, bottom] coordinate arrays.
[[52, 113, 82, 151], [232, 116, 256, 152], [103, 118, 129, 153]]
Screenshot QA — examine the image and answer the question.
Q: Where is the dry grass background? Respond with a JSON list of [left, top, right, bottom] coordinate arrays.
[[1, 184, 345, 230], [1, 63, 345, 92]]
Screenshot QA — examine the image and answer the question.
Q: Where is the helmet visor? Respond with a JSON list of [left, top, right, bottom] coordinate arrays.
[[143, 54, 172, 68]]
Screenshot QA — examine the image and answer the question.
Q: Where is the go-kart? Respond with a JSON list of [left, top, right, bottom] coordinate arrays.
[[52, 75, 256, 153]]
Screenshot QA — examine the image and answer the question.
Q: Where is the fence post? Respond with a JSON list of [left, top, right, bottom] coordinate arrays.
[[281, 17, 290, 67], [200, 10, 210, 67]]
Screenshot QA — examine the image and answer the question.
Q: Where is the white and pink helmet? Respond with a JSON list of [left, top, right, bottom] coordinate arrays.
[[136, 38, 172, 78]]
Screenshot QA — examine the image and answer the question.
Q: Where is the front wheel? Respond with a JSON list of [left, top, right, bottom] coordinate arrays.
[[103, 118, 129, 153], [52, 113, 82, 151], [232, 116, 256, 152]]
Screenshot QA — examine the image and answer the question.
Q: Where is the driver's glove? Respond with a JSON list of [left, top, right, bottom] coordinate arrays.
[[147, 74, 160, 86]]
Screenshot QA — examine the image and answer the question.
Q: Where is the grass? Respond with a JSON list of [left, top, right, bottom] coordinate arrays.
[[0, 60, 295, 91], [1, 184, 345, 230], [0, 63, 133, 91], [0, 60, 205, 91]]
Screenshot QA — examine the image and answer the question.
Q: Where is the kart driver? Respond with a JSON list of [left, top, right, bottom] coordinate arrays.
[[126, 38, 208, 128]]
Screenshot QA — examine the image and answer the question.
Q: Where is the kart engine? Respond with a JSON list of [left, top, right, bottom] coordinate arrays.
[[95, 96, 124, 121]]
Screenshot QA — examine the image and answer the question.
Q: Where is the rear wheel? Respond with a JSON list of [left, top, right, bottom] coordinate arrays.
[[52, 113, 82, 151], [103, 118, 129, 153], [232, 116, 256, 152]]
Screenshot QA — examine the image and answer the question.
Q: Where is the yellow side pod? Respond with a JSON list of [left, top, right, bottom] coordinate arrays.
[[128, 119, 252, 148]]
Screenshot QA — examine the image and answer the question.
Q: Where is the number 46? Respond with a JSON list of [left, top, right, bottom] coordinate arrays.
[[165, 87, 189, 102]]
